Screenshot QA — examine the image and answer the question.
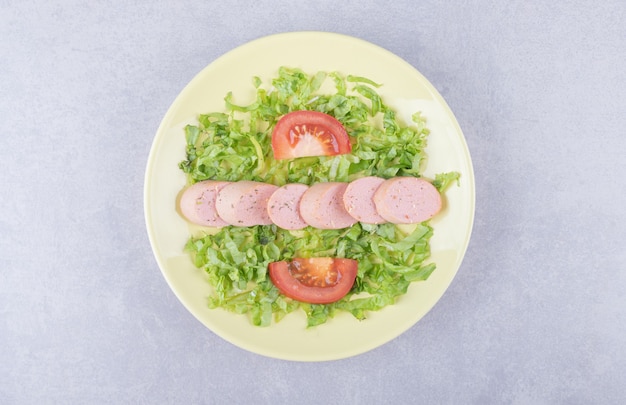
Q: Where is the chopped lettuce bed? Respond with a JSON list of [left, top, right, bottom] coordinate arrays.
[[179, 67, 458, 327]]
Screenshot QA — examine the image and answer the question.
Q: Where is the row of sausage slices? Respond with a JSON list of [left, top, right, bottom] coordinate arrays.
[[179, 176, 442, 230]]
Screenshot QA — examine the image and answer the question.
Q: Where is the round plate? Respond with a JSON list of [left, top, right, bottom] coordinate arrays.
[[144, 31, 475, 361]]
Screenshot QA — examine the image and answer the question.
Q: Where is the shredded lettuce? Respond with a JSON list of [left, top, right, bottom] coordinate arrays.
[[179, 67, 459, 327]]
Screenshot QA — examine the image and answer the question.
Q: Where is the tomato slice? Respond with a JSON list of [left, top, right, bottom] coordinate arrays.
[[271, 111, 352, 159], [268, 258, 358, 304]]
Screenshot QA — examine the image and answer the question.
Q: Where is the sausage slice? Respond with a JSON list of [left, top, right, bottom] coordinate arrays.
[[215, 181, 278, 226], [343, 176, 387, 224], [179, 180, 230, 227], [373, 177, 442, 224], [299, 182, 358, 229], [267, 183, 309, 230]]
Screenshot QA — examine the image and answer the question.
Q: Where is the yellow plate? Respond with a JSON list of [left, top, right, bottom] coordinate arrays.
[[144, 31, 475, 361]]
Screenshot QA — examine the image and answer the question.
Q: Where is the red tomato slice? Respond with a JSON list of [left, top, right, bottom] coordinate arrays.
[[271, 111, 352, 159], [268, 257, 358, 304]]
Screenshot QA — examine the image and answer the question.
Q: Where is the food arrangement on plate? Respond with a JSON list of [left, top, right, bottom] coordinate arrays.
[[176, 66, 460, 327]]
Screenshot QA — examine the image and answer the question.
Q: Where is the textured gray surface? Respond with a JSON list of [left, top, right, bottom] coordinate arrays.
[[2, 1, 625, 403]]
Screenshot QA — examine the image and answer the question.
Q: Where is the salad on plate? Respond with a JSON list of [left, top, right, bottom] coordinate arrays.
[[176, 66, 459, 327]]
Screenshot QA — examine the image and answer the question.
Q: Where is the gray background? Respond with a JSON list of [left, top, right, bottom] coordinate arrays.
[[2, 1, 625, 403]]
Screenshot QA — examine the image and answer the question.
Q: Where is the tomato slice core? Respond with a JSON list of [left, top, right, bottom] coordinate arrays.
[[268, 258, 358, 304], [289, 257, 339, 287], [271, 111, 351, 159]]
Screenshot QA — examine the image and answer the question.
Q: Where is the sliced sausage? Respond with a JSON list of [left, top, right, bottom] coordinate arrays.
[[267, 184, 309, 230], [299, 182, 358, 229], [373, 177, 442, 224], [215, 181, 279, 226], [342, 176, 387, 224], [179, 180, 230, 227]]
